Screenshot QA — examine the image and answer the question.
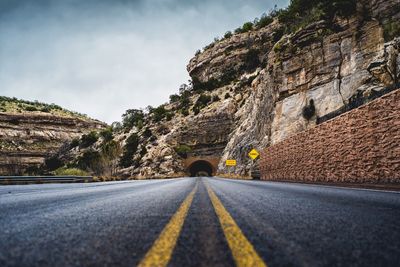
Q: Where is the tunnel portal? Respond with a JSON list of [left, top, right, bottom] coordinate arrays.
[[188, 160, 214, 177]]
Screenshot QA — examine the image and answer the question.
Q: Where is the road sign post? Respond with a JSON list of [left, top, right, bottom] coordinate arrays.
[[226, 159, 236, 177], [248, 149, 260, 160]]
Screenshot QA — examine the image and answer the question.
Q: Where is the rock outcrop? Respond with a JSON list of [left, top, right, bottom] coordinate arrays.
[[0, 112, 106, 175]]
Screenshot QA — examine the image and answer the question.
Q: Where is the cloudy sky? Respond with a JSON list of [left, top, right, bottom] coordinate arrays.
[[0, 0, 288, 123]]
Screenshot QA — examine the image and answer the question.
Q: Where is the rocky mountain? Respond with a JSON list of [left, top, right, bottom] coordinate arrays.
[[0, 97, 106, 175], [39, 0, 400, 179]]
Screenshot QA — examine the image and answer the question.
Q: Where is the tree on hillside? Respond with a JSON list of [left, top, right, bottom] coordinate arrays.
[[122, 109, 144, 129]]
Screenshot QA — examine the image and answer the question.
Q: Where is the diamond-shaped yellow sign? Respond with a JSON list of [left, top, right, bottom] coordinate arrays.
[[248, 149, 260, 160]]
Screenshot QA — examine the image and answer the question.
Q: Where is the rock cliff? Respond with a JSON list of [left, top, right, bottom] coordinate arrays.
[[0, 106, 106, 175], [188, 0, 400, 175]]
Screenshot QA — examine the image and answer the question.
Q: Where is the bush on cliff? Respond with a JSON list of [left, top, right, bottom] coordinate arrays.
[[119, 133, 139, 168], [278, 0, 357, 34], [384, 20, 400, 42], [100, 127, 114, 142], [255, 14, 274, 28], [150, 105, 168, 122], [77, 150, 103, 172], [235, 22, 254, 34], [224, 31, 233, 39], [79, 131, 99, 148], [169, 94, 180, 103], [44, 156, 63, 171], [69, 138, 80, 149], [195, 94, 212, 109], [175, 144, 192, 158], [122, 109, 144, 129]]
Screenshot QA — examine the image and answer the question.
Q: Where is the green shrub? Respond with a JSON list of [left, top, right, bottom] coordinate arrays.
[[101, 140, 121, 159], [256, 14, 274, 28], [54, 167, 89, 176], [212, 95, 221, 102], [196, 94, 212, 108], [77, 150, 102, 172], [178, 92, 192, 111], [40, 106, 51, 113], [151, 105, 167, 122], [45, 156, 63, 171], [241, 22, 254, 33], [169, 94, 180, 103], [384, 20, 400, 42], [140, 146, 147, 157], [25, 105, 38, 111], [70, 138, 80, 149], [278, 0, 356, 34], [224, 31, 233, 39], [166, 112, 174, 121], [143, 127, 152, 138], [80, 131, 99, 148], [111, 121, 122, 132], [119, 133, 139, 168], [193, 106, 200, 115], [181, 108, 189, 116], [122, 109, 144, 129], [100, 127, 113, 142], [272, 26, 285, 43], [174, 144, 192, 158], [192, 94, 211, 115]]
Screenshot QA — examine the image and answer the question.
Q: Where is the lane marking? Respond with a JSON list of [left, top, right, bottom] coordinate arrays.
[[205, 183, 267, 267], [215, 177, 400, 194], [138, 183, 198, 267]]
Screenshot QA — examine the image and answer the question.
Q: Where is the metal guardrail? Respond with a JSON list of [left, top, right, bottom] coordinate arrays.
[[0, 176, 93, 184]]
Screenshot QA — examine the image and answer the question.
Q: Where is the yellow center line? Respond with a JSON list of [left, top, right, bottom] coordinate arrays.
[[138, 183, 198, 267], [205, 183, 268, 267]]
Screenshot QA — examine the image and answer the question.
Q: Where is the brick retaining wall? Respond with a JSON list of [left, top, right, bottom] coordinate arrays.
[[260, 89, 400, 184]]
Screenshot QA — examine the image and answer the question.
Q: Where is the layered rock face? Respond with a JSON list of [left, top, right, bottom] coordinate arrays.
[[127, 94, 237, 178], [0, 112, 105, 175], [187, 0, 400, 175]]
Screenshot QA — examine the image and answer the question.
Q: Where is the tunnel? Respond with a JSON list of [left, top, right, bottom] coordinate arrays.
[[188, 160, 214, 177]]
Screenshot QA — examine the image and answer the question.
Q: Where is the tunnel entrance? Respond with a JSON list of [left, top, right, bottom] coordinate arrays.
[[188, 160, 214, 177]]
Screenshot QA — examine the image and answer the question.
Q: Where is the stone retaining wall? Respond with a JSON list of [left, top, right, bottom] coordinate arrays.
[[260, 89, 400, 184]]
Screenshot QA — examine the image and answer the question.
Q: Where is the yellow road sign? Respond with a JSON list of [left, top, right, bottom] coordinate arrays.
[[225, 159, 237, 166], [248, 149, 260, 160]]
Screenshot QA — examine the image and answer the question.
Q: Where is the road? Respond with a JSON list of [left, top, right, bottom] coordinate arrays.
[[1, 177, 400, 267]]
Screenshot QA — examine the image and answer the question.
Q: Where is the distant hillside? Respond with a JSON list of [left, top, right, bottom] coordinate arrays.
[[0, 96, 106, 175], [0, 96, 88, 119]]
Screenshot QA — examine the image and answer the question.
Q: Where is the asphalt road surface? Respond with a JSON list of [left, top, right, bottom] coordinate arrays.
[[1, 177, 400, 267]]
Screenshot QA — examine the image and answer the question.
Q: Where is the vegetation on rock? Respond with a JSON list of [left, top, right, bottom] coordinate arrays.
[[384, 20, 400, 42], [120, 133, 139, 168], [0, 96, 88, 118], [174, 144, 192, 158], [79, 131, 99, 148]]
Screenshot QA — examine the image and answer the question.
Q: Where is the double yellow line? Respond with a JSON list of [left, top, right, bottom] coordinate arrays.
[[138, 181, 267, 267]]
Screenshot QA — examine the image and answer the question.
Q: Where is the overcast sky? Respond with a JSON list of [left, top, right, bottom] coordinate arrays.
[[0, 0, 288, 123]]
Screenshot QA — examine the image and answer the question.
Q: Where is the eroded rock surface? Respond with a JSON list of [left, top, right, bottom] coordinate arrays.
[[0, 112, 105, 175]]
